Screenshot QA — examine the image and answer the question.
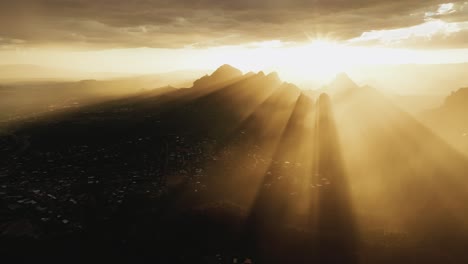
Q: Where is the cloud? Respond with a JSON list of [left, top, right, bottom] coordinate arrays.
[[349, 20, 465, 44], [0, 0, 467, 49]]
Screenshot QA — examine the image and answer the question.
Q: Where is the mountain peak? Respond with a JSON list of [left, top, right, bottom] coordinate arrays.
[[245, 71, 256, 78], [266, 71, 280, 80], [327, 72, 358, 94], [264, 71, 283, 86], [333, 72, 356, 85], [212, 64, 243, 78], [193, 64, 242, 88]]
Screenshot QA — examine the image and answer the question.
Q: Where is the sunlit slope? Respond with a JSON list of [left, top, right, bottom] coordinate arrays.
[[333, 85, 468, 233]]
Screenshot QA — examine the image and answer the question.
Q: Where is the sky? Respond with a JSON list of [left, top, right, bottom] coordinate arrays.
[[1, 0, 468, 82]]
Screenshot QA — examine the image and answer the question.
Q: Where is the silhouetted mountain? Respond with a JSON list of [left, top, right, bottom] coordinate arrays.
[[422, 87, 468, 155], [193, 64, 243, 88], [303, 73, 359, 101]]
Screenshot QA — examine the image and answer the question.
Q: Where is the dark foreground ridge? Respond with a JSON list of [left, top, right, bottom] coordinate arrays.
[[1, 66, 468, 264]]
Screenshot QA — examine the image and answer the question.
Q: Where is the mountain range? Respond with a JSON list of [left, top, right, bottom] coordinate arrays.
[[1, 65, 468, 263]]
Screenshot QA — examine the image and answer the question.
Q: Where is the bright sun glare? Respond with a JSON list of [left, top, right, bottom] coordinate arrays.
[[292, 39, 350, 78], [205, 38, 355, 82], [213, 38, 441, 83]]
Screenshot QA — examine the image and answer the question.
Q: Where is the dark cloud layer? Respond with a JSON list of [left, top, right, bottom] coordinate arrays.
[[0, 0, 467, 49]]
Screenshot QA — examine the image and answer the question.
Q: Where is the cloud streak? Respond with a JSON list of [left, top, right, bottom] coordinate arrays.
[[0, 0, 467, 49]]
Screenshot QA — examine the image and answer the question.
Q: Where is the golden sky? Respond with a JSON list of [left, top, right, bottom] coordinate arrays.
[[1, 1, 468, 80]]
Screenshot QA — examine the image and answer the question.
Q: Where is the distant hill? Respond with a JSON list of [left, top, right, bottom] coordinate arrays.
[[347, 63, 468, 94], [444, 88, 468, 111], [0, 68, 208, 122]]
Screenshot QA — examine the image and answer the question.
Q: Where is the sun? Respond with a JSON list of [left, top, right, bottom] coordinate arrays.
[[273, 39, 353, 82]]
